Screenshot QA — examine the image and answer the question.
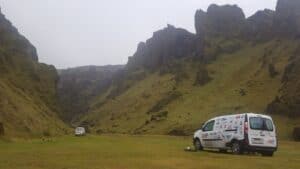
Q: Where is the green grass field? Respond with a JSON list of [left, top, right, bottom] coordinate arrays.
[[0, 135, 299, 169]]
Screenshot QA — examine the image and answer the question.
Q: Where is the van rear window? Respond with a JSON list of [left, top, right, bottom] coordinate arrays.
[[249, 117, 273, 131], [265, 119, 274, 131]]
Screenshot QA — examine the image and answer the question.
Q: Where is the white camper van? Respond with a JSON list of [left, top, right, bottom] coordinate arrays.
[[193, 113, 277, 156], [75, 127, 86, 136]]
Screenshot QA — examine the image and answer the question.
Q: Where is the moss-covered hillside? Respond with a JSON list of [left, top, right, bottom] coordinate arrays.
[[76, 0, 300, 139], [80, 40, 299, 139], [0, 9, 68, 137]]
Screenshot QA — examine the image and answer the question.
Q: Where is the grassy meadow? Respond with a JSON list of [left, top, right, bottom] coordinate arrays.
[[0, 135, 299, 169]]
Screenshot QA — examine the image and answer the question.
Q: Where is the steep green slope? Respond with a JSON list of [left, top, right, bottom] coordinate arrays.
[[81, 40, 300, 138], [77, 0, 300, 139], [0, 9, 67, 137]]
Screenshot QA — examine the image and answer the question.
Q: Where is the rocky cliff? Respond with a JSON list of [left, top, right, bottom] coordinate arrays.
[[0, 8, 67, 137], [246, 9, 275, 40], [267, 52, 300, 117], [195, 4, 246, 37], [57, 65, 124, 122], [274, 0, 300, 36], [127, 24, 202, 70]]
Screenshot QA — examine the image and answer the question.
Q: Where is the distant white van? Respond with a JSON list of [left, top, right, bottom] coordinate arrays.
[[75, 127, 86, 136], [193, 113, 277, 156]]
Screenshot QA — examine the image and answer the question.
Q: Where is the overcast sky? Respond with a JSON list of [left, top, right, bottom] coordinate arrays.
[[0, 0, 277, 69]]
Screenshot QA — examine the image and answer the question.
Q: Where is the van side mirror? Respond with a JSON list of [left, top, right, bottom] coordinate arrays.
[[199, 123, 204, 130]]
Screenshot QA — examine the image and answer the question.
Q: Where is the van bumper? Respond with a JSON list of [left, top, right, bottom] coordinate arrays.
[[244, 145, 277, 152]]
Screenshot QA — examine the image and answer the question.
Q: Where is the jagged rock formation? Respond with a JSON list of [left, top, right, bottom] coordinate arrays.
[[195, 1, 300, 39], [0, 9, 38, 61], [274, 0, 300, 36], [246, 9, 275, 40], [0, 8, 67, 137], [127, 1, 300, 72], [127, 25, 202, 69], [195, 4, 246, 37], [57, 65, 124, 122]]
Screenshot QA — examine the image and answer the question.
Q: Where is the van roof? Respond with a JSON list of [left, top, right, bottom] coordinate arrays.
[[210, 113, 272, 121], [246, 113, 272, 119]]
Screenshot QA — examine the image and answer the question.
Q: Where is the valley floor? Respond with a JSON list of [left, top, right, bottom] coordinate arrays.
[[0, 135, 299, 169]]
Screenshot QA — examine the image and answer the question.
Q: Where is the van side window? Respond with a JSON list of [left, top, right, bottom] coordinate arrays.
[[203, 120, 215, 132]]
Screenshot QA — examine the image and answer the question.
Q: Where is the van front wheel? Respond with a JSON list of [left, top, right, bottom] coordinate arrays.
[[231, 141, 242, 155], [194, 139, 203, 151]]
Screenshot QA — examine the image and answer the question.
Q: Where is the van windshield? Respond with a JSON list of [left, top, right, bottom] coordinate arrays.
[[249, 117, 273, 131], [76, 128, 84, 132]]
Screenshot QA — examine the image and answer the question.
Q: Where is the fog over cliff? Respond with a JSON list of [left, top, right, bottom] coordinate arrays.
[[0, 0, 276, 68]]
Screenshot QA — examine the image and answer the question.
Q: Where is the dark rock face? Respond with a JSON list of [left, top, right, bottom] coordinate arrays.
[[246, 9, 275, 40], [268, 63, 279, 78], [57, 65, 124, 121], [194, 1, 300, 39], [0, 9, 38, 61], [129, 1, 300, 72], [127, 25, 201, 69], [274, 0, 300, 36], [267, 55, 300, 117], [194, 67, 212, 86], [195, 9, 207, 36], [195, 4, 246, 37]]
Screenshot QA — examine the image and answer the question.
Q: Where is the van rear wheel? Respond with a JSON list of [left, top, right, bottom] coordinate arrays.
[[262, 151, 274, 157], [231, 141, 242, 155], [194, 139, 203, 151]]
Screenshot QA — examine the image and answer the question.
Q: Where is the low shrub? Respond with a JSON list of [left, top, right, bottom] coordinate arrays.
[[147, 91, 182, 114], [167, 129, 188, 136], [194, 67, 212, 86], [42, 130, 51, 137], [268, 63, 279, 78], [293, 127, 300, 141], [0, 122, 4, 136], [150, 111, 169, 121]]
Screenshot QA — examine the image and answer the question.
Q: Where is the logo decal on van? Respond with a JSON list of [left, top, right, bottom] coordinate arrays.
[[267, 139, 275, 144], [202, 133, 208, 138]]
